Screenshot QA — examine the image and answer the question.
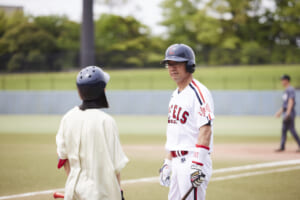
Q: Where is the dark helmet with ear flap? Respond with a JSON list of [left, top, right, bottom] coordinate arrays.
[[161, 43, 196, 73], [76, 66, 110, 100]]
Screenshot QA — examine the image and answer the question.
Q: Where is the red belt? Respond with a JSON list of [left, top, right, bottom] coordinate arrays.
[[171, 151, 189, 157]]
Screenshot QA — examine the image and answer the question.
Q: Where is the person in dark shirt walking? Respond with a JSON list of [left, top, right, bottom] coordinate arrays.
[[275, 74, 300, 152]]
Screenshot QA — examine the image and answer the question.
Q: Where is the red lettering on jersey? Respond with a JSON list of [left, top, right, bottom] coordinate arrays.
[[168, 116, 177, 124], [168, 119, 177, 124], [173, 105, 178, 119], [169, 105, 173, 114], [180, 111, 189, 124], [198, 107, 206, 117], [168, 104, 189, 124], [205, 103, 211, 113], [177, 107, 182, 120]]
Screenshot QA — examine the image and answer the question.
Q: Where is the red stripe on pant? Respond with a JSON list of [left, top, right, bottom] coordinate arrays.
[[194, 187, 197, 200]]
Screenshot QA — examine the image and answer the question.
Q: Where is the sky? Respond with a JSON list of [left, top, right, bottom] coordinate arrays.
[[0, 0, 166, 35]]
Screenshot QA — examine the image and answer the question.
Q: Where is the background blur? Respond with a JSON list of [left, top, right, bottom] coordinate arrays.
[[0, 0, 300, 200], [0, 0, 300, 72]]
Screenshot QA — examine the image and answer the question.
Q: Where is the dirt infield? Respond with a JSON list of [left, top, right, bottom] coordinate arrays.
[[213, 142, 300, 161], [123, 142, 300, 162]]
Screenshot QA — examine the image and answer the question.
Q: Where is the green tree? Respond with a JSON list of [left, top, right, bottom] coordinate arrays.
[[56, 19, 80, 69], [1, 22, 58, 71], [269, 0, 300, 63], [94, 14, 152, 67], [160, 0, 199, 46], [159, 0, 300, 65], [0, 11, 30, 71]]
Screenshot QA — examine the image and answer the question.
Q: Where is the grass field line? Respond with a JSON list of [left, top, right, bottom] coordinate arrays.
[[211, 165, 300, 182], [0, 188, 64, 200], [1, 159, 300, 200], [212, 159, 300, 174]]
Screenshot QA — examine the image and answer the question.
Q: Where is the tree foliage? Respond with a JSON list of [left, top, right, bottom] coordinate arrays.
[[160, 0, 300, 65], [0, 0, 299, 72], [0, 11, 80, 71], [95, 14, 159, 67]]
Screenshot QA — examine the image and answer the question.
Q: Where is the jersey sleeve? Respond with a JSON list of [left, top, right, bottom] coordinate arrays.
[[104, 117, 129, 174], [195, 91, 215, 129], [288, 88, 295, 99], [56, 117, 68, 159]]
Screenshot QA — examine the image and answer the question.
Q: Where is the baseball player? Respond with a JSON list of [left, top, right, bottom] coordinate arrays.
[[159, 44, 214, 200], [56, 66, 128, 200], [275, 74, 300, 152]]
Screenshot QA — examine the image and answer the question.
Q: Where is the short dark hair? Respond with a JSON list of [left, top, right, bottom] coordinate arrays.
[[280, 74, 291, 81]]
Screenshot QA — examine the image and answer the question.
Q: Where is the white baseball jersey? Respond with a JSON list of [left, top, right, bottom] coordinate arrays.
[[165, 78, 215, 152], [165, 78, 214, 200], [56, 107, 128, 200]]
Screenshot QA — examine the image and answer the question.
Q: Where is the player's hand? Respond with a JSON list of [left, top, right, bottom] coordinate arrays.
[[190, 144, 209, 187], [190, 163, 206, 187], [284, 113, 291, 121], [275, 111, 281, 118], [159, 159, 172, 187]]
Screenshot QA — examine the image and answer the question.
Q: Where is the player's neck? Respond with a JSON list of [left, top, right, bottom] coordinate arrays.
[[177, 75, 193, 92]]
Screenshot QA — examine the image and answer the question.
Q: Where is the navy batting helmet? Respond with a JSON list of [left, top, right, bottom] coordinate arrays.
[[76, 66, 110, 101], [161, 44, 196, 73]]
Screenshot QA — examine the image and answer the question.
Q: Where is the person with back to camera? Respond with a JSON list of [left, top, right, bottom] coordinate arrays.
[[56, 66, 128, 200], [159, 44, 215, 200], [275, 74, 300, 152]]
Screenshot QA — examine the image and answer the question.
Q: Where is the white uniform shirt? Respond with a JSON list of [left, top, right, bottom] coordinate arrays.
[[165, 79, 215, 152], [56, 107, 128, 200]]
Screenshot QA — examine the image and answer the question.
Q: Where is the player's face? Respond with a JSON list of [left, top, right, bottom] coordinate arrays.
[[281, 79, 289, 88], [167, 61, 190, 83]]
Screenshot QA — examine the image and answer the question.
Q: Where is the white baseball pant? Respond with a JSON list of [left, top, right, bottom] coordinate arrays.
[[168, 152, 212, 200]]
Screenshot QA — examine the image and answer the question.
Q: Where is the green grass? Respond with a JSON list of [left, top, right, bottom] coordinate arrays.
[[0, 115, 296, 136], [0, 65, 299, 90], [0, 115, 300, 199], [0, 134, 66, 195], [207, 169, 300, 200], [0, 115, 298, 144]]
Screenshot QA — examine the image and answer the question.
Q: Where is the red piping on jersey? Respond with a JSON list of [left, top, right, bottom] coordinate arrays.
[[192, 161, 204, 166], [191, 80, 205, 104], [196, 144, 210, 150]]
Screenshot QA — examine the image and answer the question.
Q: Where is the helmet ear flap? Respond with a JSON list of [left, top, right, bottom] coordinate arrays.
[[186, 61, 195, 73]]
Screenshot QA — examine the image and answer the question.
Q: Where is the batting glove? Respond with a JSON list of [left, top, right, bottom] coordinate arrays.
[[190, 163, 206, 187], [159, 159, 172, 187], [190, 145, 209, 187]]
